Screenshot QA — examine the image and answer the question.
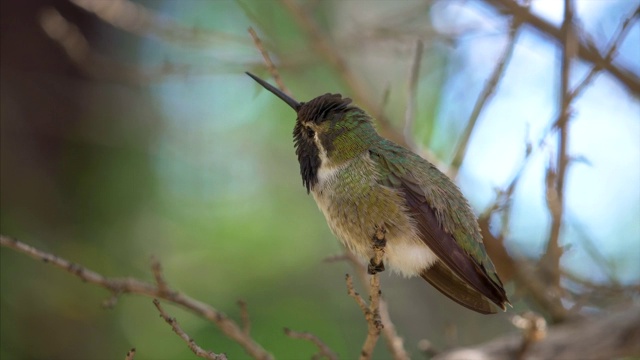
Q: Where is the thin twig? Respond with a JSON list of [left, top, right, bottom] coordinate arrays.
[[245, 24, 405, 355], [69, 0, 245, 46], [435, 306, 640, 360], [238, 300, 251, 336], [541, 0, 576, 301], [378, 299, 408, 360], [345, 232, 387, 360], [323, 253, 350, 263], [284, 328, 339, 360], [345, 274, 384, 360], [153, 299, 228, 360], [246, 22, 407, 356], [561, 269, 640, 295], [0, 235, 273, 360], [345, 251, 409, 360], [346, 274, 369, 314], [248, 27, 291, 95], [151, 256, 171, 295], [403, 40, 424, 151], [38, 7, 217, 84], [279, 0, 407, 147], [478, 218, 570, 321], [418, 339, 440, 358], [450, 19, 521, 177], [482, 0, 640, 96], [374, 84, 402, 149], [479, 1, 638, 322], [511, 312, 548, 360], [490, 5, 639, 204], [377, 85, 392, 124], [566, 213, 620, 285], [360, 271, 383, 360], [569, 5, 640, 101], [124, 348, 136, 360]]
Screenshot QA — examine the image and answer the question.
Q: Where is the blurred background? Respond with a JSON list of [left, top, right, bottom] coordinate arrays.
[[1, 0, 638, 359]]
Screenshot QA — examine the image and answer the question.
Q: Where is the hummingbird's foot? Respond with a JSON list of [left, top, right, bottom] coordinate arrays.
[[368, 259, 385, 274], [368, 225, 387, 275]]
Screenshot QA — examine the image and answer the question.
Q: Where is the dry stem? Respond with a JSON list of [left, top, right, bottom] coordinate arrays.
[[153, 299, 228, 360], [0, 235, 273, 360], [284, 328, 339, 360], [38, 7, 213, 84], [345, 236, 391, 360], [124, 348, 136, 360], [541, 0, 575, 304], [346, 273, 383, 360], [569, 5, 640, 100], [248, 27, 292, 96], [403, 39, 424, 151], [69, 0, 244, 45], [279, 0, 406, 147], [238, 300, 252, 336], [482, 0, 640, 96], [345, 251, 409, 360], [478, 4, 638, 323], [450, 19, 522, 177]]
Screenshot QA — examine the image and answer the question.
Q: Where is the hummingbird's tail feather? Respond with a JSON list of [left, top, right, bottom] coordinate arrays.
[[420, 262, 496, 315]]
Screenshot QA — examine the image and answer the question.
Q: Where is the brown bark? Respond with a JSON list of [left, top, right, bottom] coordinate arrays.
[[435, 306, 640, 360]]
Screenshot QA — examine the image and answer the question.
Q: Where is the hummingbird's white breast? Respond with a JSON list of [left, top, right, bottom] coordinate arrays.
[[311, 151, 439, 277]]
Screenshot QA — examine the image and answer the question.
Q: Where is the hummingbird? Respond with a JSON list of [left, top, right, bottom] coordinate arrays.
[[247, 72, 509, 314]]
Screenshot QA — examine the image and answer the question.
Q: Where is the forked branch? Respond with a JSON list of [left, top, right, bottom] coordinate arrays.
[[0, 235, 273, 360]]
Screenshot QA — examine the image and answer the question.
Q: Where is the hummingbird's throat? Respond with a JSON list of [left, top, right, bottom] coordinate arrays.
[[313, 132, 328, 162]]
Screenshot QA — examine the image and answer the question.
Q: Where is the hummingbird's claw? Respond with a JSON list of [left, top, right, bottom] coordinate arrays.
[[368, 259, 385, 274], [368, 225, 387, 274], [372, 225, 387, 248]]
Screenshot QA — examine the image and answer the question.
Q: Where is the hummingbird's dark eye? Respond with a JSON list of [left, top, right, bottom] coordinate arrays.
[[307, 128, 315, 138]]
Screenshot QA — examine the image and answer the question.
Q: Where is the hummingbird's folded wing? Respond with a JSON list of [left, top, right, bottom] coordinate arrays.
[[400, 175, 508, 311]]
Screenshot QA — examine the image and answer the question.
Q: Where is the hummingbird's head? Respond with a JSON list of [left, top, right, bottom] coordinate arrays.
[[246, 72, 376, 193]]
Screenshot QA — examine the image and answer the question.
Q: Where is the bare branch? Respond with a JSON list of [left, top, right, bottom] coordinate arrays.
[[151, 256, 172, 296], [238, 300, 251, 336], [541, 0, 576, 303], [279, 0, 407, 147], [570, 5, 640, 100], [478, 221, 570, 321], [323, 253, 350, 263], [69, 0, 245, 46], [435, 306, 640, 360], [346, 274, 369, 314], [361, 272, 383, 360], [566, 214, 620, 285], [153, 299, 227, 360], [124, 348, 136, 360], [511, 312, 548, 359], [245, 25, 407, 357], [378, 300, 409, 360], [450, 20, 521, 177], [345, 231, 389, 360], [479, 0, 638, 322], [345, 271, 384, 360], [483, 5, 639, 222], [344, 252, 409, 360], [284, 328, 339, 360], [248, 27, 291, 95], [0, 235, 273, 360], [403, 39, 424, 151], [38, 7, 210, 84], [482, 0, 640, 97]]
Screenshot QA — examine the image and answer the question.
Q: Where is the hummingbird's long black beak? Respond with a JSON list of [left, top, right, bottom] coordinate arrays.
[[246, 72, 300, 111]]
